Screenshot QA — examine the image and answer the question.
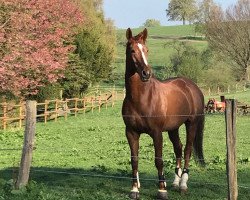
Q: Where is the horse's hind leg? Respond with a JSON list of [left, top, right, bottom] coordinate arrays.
[[168, 129, 183, 189], [126, 128, 140, 199], [181, 120, 197, 192]]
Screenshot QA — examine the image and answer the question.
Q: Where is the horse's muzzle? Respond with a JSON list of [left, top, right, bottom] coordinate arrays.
[[141, 70, 151, 81]]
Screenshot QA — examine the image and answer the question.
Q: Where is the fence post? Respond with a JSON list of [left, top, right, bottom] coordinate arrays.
[[19, 102, 23, 128], [3, 102, 7, 130], [16, 100, 36, 189], [91, 97, 94, 113], [98, 96, 101, 112], [217, 86, 220, 95], [55, 100, 58, 122], [105, 94, 108, 109], [225, 99, 238, 200], [83, 98, 86, 115], [74, 98, 78, 117], [44, 100, 48, 123], [64, 99, 68, 120]]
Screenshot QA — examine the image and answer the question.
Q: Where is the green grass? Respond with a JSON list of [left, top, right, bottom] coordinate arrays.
[[0, 98, 250, 199], [116, 25, 198, 38]]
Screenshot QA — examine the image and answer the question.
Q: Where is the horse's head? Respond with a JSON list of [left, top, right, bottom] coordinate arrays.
[[126, 28, 152, 82]]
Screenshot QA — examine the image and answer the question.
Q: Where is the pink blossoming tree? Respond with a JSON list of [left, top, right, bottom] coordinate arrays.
[[0, 0, 84, 98]]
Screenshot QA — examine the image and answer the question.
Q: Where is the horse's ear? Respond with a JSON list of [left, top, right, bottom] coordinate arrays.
[[126, 28, 132, 40], [142, 28, 148, 42]]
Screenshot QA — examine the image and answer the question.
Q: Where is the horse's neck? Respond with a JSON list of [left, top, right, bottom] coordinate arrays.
[[125, 58, 152, 101], [125, 72, 151, 101]]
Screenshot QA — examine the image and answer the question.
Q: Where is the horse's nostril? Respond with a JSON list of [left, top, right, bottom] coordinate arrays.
[[142, 70, 147, 78], [142, 70, 151, 79]]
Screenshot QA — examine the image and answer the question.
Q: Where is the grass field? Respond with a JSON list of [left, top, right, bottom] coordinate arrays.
[[0, 95, 250, 199]]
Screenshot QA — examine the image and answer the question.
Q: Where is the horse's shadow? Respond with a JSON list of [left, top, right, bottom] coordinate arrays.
[[0, 167, 250, 199]]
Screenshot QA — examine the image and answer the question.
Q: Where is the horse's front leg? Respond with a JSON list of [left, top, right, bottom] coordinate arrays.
[[126, 128, 140, 199], [152, 132, 168, 200]]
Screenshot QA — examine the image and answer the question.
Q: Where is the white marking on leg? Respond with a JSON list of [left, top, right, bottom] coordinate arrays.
[[137, 43, 148, 65], [172, 168, 182, 187], [180, 173, 189, 190], [131, 187, 139, 192], [161, 172, 167, 188], [131, 172, 140, 192], [158, 189, 167, 192], [137, 172, 140, 188]]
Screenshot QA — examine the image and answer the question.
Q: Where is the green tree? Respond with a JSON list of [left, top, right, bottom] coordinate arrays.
[[143, 19, 161, 27], [61, 0, 116, 98], [166, 0, 198, 25], [201, 63, 235, 91], [165, 40, 203, 83]]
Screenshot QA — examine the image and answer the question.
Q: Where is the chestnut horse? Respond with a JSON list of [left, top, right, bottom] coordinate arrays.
[[122, 28, 205, 200]]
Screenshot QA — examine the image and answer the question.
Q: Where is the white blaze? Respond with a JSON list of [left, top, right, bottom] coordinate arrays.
[[137, 43, 148, 65]]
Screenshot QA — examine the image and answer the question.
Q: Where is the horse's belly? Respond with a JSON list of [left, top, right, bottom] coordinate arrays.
[[122, 99, 188, 133], [162, 116, 187, 131], [123, 114, 187, 133]]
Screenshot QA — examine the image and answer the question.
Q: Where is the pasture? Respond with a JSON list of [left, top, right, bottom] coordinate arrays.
[[0, 97, 250, 199]]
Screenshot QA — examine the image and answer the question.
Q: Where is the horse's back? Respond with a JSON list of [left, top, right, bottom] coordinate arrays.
[[162, 77, 204, 113]]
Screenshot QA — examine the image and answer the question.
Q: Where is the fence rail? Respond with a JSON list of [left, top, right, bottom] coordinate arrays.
[[0, 91, 117, 130], [0, 84, 249, 130], [201, 83, 249, 96]]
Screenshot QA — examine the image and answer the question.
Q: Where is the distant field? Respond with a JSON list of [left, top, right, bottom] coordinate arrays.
[[116, 25, 198, 37]]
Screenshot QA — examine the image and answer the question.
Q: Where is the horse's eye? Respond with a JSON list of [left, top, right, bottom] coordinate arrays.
[[131, 49, 135, 53]]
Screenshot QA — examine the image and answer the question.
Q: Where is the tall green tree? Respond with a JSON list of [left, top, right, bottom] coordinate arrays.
[[165, 40, 204, 83], [166, 0, 198, 25], [61, 0, 116, 97]]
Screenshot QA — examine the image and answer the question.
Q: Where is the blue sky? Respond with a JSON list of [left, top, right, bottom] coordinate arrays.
[[103, 0, 238, 29]]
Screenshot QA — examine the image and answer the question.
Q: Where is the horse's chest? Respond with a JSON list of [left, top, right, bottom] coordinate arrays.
[[122, 100, 164, 132], [122, 99, 187, 133]]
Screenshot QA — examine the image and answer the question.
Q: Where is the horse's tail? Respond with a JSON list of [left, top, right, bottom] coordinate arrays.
[[193, 114, 205, 167]]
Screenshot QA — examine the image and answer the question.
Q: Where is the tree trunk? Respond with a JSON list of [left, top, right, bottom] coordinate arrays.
[[182, 18, 186, 25]]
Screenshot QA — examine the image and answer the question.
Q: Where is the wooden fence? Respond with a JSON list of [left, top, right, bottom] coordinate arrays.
[[0, 92, 116, 130], [201, 83, 249, 96]]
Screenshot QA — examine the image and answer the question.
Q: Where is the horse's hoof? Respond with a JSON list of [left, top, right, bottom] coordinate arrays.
[[129, 191, 139, 199], [180, 187, 188, 195], [172, 183, 179, 190], [156, 190, 168, 200]]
